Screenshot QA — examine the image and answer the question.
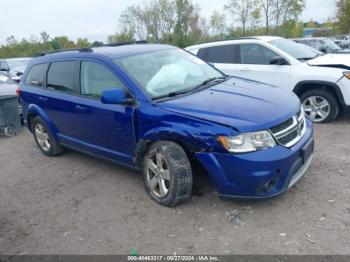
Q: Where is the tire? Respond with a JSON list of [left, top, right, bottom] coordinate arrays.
[[32, 116, 63, 156], [142, 141, 193, 207], [300, 89, 339, 123]]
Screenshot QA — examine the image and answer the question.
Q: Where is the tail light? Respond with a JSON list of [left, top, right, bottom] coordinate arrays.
[[16, 87, 21, 96]]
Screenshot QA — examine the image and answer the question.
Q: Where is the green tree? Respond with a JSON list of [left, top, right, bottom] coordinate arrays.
[[336, 0, 350, 34], [76, 38, 90, 48]]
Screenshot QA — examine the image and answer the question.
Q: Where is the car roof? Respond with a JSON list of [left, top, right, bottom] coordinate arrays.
[[186, 36, 284, 50], [292, 37, 327, 41], [245, 36, 283, 42], [32, 44, 176, 63]]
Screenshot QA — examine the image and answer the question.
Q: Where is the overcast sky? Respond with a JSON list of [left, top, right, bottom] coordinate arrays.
[[0, 0, 337, 45]]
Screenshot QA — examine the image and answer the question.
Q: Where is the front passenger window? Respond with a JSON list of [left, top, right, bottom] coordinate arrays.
[[80, 62, 125, 98], [240, 44, 279, 65]]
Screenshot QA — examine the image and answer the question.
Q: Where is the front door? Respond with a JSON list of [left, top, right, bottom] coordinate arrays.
[[70, 59, 136, 164], [235, 43, 291, 90]]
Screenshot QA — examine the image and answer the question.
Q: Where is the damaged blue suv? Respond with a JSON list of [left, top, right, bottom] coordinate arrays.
[[19, 43, 314, 207]]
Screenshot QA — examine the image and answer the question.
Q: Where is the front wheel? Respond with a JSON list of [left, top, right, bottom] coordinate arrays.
[[142, 141, 193, 207], [300, 90, 339, 123]]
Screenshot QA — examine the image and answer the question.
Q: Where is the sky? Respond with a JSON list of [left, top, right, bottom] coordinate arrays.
[[0, 0, 337, 45]]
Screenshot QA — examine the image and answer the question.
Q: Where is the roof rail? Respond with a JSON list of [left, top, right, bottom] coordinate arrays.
[[34, 40, 148, 57], [102, 40, 148, 47], [35, 47, 93, 57]]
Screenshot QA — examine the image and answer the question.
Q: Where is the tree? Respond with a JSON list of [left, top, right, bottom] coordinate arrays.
[[260, 0, 273, 34], [210, 10, 226, 36], [40, 31, 50, 43], [91, 41, 104, 47], [76, 38, 90, 48], [305, 20, 318, 28], [111, 0, 208, 46], [225, 0, 256, 35], [336, 0, 350, 34]]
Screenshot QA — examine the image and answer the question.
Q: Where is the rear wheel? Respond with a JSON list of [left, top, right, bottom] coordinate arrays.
[[300, 90, 339, 123], [32, 116, 63, 156], [142, 141, 193, 207]]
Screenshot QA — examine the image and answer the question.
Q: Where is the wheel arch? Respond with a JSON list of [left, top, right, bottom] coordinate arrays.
[[26, 104, 59, 141], [293, 80, 345, 110], [133, 129, 211, 167]]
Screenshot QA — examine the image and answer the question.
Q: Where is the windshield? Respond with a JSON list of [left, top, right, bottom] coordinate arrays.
[[270, 39, 317, 60], [114, 48, 223, 99], [321, 39, 341, 51]]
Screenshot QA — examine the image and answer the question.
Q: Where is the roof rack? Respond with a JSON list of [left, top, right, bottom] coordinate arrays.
[[34, 40, 148, 57], [102, 40, 148, 47], [35, 47, 93, 57]]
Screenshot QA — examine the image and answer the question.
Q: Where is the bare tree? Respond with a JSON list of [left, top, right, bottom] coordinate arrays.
[[210, 10, 226, 36], [225, 0, 256, 35], [272, 0, 305, 32], [260, 0, 273, 34]]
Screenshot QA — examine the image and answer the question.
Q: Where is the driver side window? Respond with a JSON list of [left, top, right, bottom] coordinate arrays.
[[80, 61, 125, 98], [240, 44, 279, 65]]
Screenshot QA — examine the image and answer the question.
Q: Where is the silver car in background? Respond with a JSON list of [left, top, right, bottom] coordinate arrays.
[[0, 57, 32, 82]]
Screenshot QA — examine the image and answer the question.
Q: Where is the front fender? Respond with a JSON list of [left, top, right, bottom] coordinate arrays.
[[132, 102, 237, 165], [133, 128, 213, 166]]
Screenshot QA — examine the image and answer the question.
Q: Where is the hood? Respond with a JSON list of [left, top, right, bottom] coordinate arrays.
[[308, 54, 350, 69], [158, 78, 300, 133], [0, 84, 17, 96]]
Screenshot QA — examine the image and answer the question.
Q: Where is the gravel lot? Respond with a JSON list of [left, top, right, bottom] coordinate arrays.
[[0, 115, 349, 255]]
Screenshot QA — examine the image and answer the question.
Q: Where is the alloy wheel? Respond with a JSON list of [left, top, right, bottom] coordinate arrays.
[[146, 150, 171, 198], [35, 123, 51, 151], [302, 96, 330, 123]]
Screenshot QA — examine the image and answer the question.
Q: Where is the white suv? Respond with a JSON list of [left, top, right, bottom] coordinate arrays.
[[186, 36, 350, 123]]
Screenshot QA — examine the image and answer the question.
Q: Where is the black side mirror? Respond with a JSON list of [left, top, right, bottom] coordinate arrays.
[[270, 56, 288, 65], [319, 48, 328, 53]]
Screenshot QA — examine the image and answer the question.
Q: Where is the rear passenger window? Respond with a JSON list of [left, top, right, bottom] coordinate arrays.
[[25, 63, 48, 87], [47, 61, 75, 92], [198, 45, 238, 64], [80, 61, 125, 98]]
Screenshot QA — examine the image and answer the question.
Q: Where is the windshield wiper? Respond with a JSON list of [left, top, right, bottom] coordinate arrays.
[[197, 76, 228, 88], [152, 76, 229, 101], [298, 57, 315, 61], [152, 89, 193, 100]]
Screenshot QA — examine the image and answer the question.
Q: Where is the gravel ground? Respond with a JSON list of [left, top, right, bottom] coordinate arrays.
[[0, 115, 349, 255]]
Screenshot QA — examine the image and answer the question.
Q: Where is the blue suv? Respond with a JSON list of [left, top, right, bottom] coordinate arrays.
[[19, 43, 314, 207]]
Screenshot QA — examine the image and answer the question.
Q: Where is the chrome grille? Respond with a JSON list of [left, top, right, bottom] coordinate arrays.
[[269, 110, 306, 148]]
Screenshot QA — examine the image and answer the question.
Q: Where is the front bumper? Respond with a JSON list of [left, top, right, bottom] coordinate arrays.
[[195, 119, 314, 199], [337, 77, 350, 110]]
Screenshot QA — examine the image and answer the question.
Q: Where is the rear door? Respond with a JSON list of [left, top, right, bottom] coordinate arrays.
[[41, 60, 81, 138], [197, 44, 239, 75], [235, 43, 291, 89]]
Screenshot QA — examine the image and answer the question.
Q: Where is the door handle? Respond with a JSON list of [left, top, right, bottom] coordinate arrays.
[[75, 105, 89, 111], [38, 96, 48, 102], [239, 68, 251, 72]]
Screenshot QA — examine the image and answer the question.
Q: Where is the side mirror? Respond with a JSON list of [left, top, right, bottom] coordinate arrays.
[[319, 47, 328, 53], [0, 67, 9, 72], [101, 88, 133, 105], [269, 56, 288, 65]]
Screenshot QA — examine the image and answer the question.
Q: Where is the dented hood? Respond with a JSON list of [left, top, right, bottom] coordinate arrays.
[[159, 78, 300, 133], [308, 54, 350, 69]]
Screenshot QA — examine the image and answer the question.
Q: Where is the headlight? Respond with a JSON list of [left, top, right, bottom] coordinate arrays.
[[218, 131, 276, 153], [343, 72, 350, 80]]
